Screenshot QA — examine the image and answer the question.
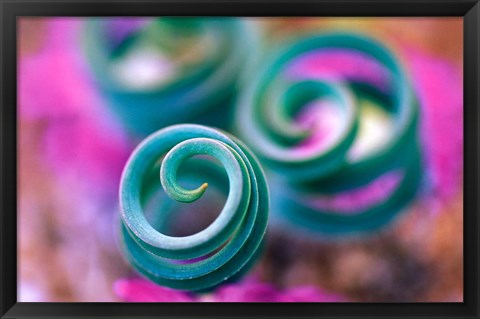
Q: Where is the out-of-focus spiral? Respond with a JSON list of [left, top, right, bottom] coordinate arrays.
[[119, 124, 269, 290], [83, 18, 258, 137], [236, 33, 422, 236]]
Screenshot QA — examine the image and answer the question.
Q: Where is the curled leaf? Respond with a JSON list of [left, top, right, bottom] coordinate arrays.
[[119, 124, 269, 291]]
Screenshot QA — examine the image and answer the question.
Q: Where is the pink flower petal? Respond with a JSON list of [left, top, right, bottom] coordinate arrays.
[[305, 171, 402, 214], [114, 277, 349, 303], [19, 18, 132, 191], [114, 279, 194, 302], [402, 47, 463, 203], [287, 49, 391, 90], [212, 281, 279, 302]]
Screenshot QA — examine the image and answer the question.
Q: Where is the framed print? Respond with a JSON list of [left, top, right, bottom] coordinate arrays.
[[1, 0, 479, 318]]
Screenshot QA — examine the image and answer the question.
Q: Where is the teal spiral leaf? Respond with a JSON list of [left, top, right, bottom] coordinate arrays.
[[82, 18, 258, 137], [119, 124, 269, 290], [236, 32, 422, 236]]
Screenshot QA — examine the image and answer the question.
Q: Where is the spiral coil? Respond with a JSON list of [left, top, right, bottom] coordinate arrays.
[[119, 124, 269, 290], [236, 33, 422, 236], [83, 18, 258, 137]]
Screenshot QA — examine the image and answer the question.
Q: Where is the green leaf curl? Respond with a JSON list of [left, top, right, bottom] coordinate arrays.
[[119, 124, 269, 291]]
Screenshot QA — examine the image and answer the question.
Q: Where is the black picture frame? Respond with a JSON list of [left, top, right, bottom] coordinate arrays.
[[1, 0, 479, 318]]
